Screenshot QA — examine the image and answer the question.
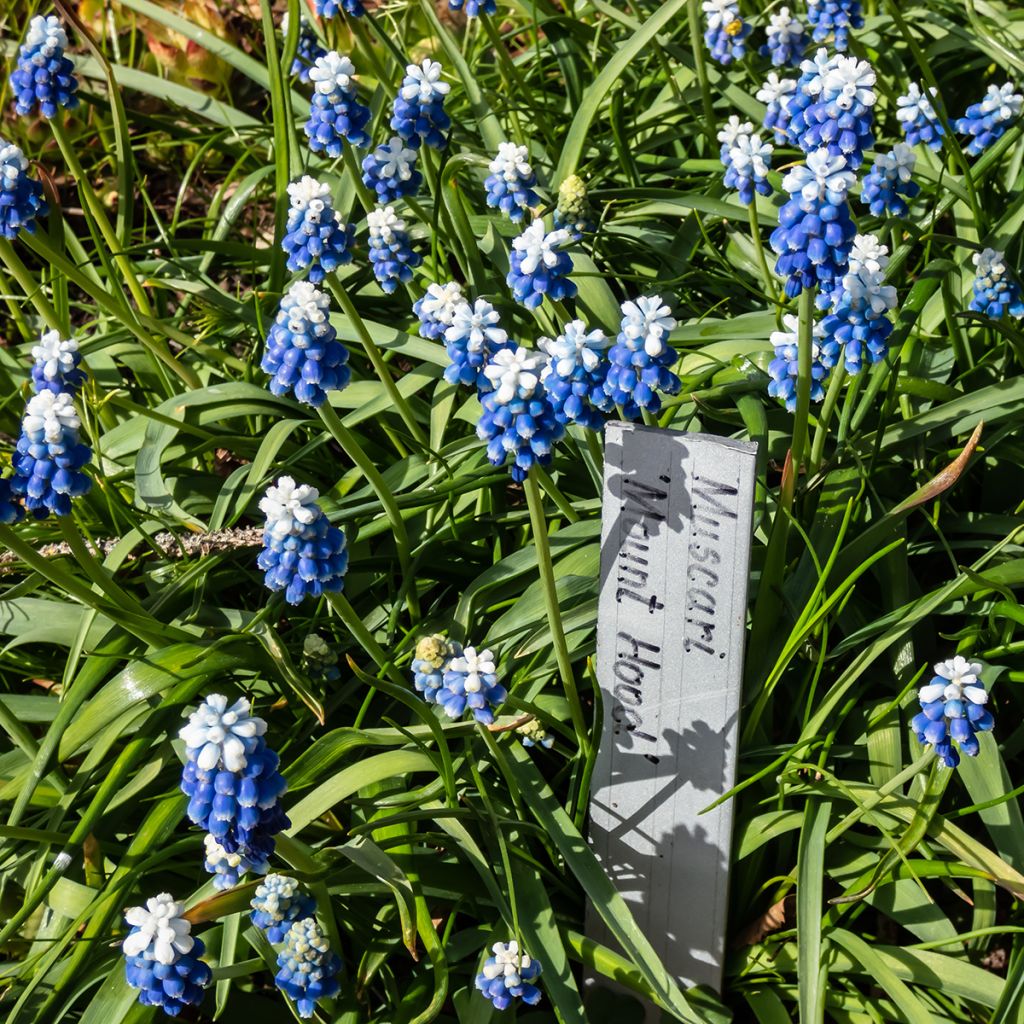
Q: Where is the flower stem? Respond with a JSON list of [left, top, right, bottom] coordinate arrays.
[[326, 590, 406, 688], [748, 201, 778, 305], [342, 142, 376, 215], [686, 0, 717, 149], [318, 403, 420, 621], [323, 276, 429, 448], [808, 362, 847, 477], [523, 470, 589, 756], [0, 239, 62, 332], [789, 288, 816, 483]]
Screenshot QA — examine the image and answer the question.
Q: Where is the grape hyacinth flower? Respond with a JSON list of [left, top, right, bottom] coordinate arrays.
[[438, 645, 508, 723], [475, 941, 543, 1010], [281, 177, 355, 284], [251, 874, 318, 944], [123, 894, 212, 1017], [179, 695, 290, 876], [757, 74, 798, 144], [283, 12, 327, 84], [0, 142, 48, 239], [860, 143, 920, 218], [448, 0, 498, 16], [602, 296, 682, 419], [391, 60, 451, 149], [362, 137, 422, 204], [257, 477, 349, 604], [720, 124, 774, 206], [806, 0, 863, 52], [821, 235, 896, 373], [911, 656, 994, 769], [797, 54, 877, 168], [31, 330, 85, 396], [10, 389, 91, 518], [275, 917, 342, 1019], [703, 0, 750, 65], [554, 173, 594, 239], [507, 221, 576, 309], [766, 313, 833, 411], [538, 320, 612, 431], [305, 52, 371, 155], [784, 47, 833, 147], [517, 718, 554, 749], [203, 834, 267, 891], [315, 0, 365, 16], [769, 148, 858, 300], [477, 347, 565, 482], [412, 634, 459, 704], [262, 281, 351, 407], [969, 248, 1024, 320], [484, 143, 540, 222], [896, 83, 945, 152], [12, 15, 79, 118], [761, 7, 807, 68], [443, 298, 510, 387], [367, 206, 421, 294], [414, 281, 464, 340], [955, 83, 1023, 157], [302, 634, 340, 683]]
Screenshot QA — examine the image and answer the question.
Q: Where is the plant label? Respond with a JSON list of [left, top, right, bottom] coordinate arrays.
[[587, 422, 757, 1000]]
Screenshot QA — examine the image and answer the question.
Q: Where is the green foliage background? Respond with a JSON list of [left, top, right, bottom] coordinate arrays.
[[1, 0, 1024, 1021]]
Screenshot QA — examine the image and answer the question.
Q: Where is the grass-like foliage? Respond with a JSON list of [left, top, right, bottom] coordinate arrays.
[[1, 0, 1024, 1022]]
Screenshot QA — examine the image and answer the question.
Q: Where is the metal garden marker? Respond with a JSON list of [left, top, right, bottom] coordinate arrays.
[[586, 423, 757, 1003]]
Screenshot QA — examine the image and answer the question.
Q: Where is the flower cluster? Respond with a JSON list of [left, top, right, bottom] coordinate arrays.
[[0, 142, 48, 239], [507, 221, 576, 309], [896, 83, 945, 151], [31, 330, 85, 395], [761, 7, 806, 68], [806, 0, 863, 52], [439, 645, 507, 723], [477, 347, 565, 482], [770, 148, 858, 300], [283, 12, 327, 84], [970, 248, 1024, 321], [517, 718, 554, 749], [955, 83, 1023, 157], [792, 53, 877, 168], [484, 143, 540, 222], [257, 477, 349, 604], [554, 174, 594, 239], [860, 143, 919, 217], [262, 281, 351, 407], [315, 0, 365, 16], [538, 320, 612, 430], [362, 136, 422, 204], [703, 0, 750, 66], [718, 119, 773, 206], [412, 634, 458, 704], [305, 53, 371, 155], [11, 390, 92, 518], [367, 206, 422, 294], [911, 656, 994, 769], [302, 633, 341, 683], [414, 281, 464, 340], [179, 695, 289, 887], [123, 894, 212, 1016], [443, 297, 510, 387], [275, 917, 342, 1019], [820, 234, 896, 373], [766, 313, 833, 411], [251, 874, 318, 943], [757, 74, 797, 144], [475, 941, 543, 1010], [12, 15, 79, 118], [391, 60, 451, 149], [602, 296, 681, 419], [448, 0, 498, 16], [281, 177, 355, 284]]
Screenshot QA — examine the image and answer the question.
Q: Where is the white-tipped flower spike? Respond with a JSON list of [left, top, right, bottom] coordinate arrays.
[[442, 298, 511, 388], [437, 645, 508, 722], [761, 6, 807, 68], [178, 694, 267, 773], [475, 940, 543, 1009], [919, 657, 987, 706], [366, 205, 421, 293], [847, 233, 890, 277], [716, 114, 754, 156], [955, 83, 1023, 156], [619, 295, 676, 357], [969, 248, 1024, 320], [507, 221, 576, 309], [259, 478, 321, 540], [361, 136, 422, 204], [767, 312, 833, 411], [414, 281, 465, 340], [31, 330, 84, 395], [896, 83, 945, 150], [538, 321, 611, 431], [391, 59, 451, 148], [912, 656, 995, 768], [483, 346, 544, 406], [860, 142, 920, 217], [484, 142, 540, 222], [123, 894, 195, 965], [281, 177, 354, 283], [306, 52, 370, 153], [12, 15, 79, 118], [757, 73, 798, 143]]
